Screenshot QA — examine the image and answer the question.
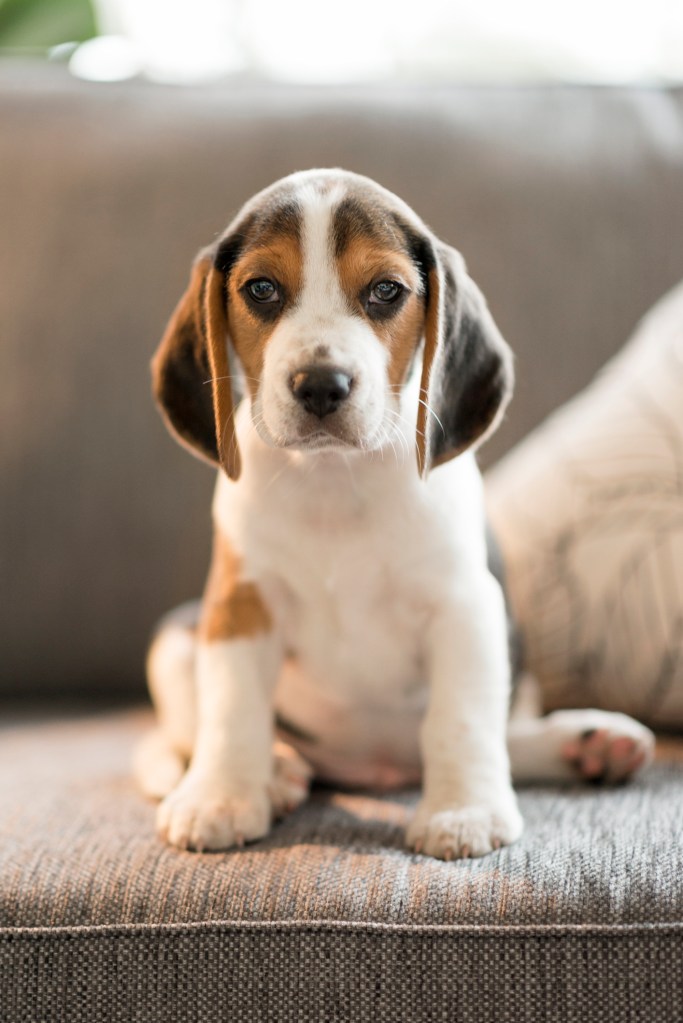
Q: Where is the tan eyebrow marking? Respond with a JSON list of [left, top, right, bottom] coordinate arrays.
[[232, 236, 303, 295], [336, 235, 425, 390], [199, 533, 272, 643]]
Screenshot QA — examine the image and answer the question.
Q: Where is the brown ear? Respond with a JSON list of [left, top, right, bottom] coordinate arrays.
[[151, 255, 241, 480], [416, 242, 513, 476]]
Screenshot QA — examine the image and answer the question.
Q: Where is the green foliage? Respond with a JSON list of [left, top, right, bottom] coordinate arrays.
[[0, 0, 96, 48]]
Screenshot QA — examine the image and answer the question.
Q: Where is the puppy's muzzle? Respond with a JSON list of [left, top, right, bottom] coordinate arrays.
[[290, 366, 353, 419]]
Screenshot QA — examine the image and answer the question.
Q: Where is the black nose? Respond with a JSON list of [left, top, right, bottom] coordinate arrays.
[[290, 367, 352, 419]]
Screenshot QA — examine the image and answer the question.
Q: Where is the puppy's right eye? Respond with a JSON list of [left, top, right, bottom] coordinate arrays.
[[246, 279, 279, 303]]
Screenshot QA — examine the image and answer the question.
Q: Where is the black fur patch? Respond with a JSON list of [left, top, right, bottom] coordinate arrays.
[[214, 198, 302, 271], [429, 310, 508, 464], [214, 225, 252, 275], [333, 195, 383, 255], [388, 213, 437, 292], [259, 199, 302, 240], [156, 310, 219, 464], [248, 198, 302, 251]]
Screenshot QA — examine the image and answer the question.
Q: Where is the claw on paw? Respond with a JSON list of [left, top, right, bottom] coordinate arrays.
[[157, 779, 271, 852], [407, 802, 523, 861]]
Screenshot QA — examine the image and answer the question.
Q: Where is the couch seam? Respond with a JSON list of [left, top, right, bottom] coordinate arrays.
[[1, 919, 682, 940]]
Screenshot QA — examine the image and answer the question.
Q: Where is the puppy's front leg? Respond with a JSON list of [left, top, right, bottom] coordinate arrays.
[[407, 573, 523, 860], [157, 536, 279, 852]]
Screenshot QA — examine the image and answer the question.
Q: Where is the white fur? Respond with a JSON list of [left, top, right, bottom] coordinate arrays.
[[143, 174, 654, 859]]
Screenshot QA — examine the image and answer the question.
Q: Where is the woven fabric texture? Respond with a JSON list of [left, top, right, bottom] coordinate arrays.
[[3, 922, 682, 1023], [2, 708, 683, 930], [2, 708, 683, 1022]]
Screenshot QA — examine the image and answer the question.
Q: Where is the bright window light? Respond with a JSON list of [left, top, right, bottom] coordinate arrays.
[[74, 0, 683, 84]]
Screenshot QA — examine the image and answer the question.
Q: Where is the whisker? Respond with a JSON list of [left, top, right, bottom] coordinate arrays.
[[387, 407, 426, 443], [203, 374, 261, 387], [371, 419, 402, 466], [384, 407, 423, 464], [386, 431, 401, 465], [383, 409, 414, 463], [416, 397, 445, 437], [390, 422, 409, 462], [378, 417, 402, 465]]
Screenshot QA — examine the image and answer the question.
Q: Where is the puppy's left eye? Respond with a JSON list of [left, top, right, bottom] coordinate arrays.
[[246, 279, 280, 303], [369, 280, 403, 304]]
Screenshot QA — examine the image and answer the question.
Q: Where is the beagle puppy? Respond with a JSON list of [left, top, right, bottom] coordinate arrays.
[[135, 169, 654, 859]]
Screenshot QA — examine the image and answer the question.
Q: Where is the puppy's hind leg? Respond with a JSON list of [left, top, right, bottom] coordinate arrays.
[[507, 674, 655, 784], [269, 739, 314, 818], [133, 601, 199, 800], [133, 728, 187, 801]]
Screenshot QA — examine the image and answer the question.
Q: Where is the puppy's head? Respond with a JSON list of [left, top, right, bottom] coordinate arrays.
[[152, 169, 513, 479]]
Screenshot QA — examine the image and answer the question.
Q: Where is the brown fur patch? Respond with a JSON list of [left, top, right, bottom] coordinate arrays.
[[227, 235, 303, 397], [199, 533, 272, 642], [336, 237, 424, 389]]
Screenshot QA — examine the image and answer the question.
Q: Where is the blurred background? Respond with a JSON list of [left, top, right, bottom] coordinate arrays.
[[2, 0, 683, 86]]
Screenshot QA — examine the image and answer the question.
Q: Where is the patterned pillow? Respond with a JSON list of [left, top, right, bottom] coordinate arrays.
[[486, 280, 683, 729]]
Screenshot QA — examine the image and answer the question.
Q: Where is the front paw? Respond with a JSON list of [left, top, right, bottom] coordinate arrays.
[[157, 774, 271, 852], [407, 799, 523, 860]]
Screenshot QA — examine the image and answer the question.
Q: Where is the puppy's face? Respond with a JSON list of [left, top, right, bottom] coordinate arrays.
[[225, 175, 424, 454], [153, 169, 513, 478]]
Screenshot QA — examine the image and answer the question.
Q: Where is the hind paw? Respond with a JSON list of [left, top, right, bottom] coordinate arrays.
[[559, 711, 655, 784]]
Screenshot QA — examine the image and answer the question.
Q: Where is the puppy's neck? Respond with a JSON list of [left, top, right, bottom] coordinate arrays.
[[220, 396, 422, 531]]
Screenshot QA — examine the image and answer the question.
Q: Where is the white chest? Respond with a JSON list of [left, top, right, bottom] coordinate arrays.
[[278, 518, 430, 698], [213, 436, 487, 785]]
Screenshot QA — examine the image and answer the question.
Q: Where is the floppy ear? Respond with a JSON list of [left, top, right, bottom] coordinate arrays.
[[416, 241, 514, 476], [151, 252, 242, 480]]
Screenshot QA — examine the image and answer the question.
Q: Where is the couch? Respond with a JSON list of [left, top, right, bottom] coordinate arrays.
[[2, 62, 683, 1021]]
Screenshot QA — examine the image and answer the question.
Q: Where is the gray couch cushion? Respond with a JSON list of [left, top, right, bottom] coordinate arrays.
[[1, 709, 682, 1019], [2, 64, 683, 700], [3, 708, 683, 930]]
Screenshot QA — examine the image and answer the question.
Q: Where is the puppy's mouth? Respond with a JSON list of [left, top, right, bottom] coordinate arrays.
[[252, 394, 385, 454], [282, 426, 359, 451], [260, 416, 366, 452]]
